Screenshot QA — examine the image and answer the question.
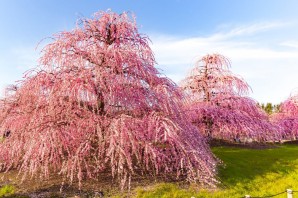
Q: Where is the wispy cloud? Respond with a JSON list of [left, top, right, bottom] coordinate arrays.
[[210, 21, 288, 40], [150, 21, 298, 104], [0, 21, 297, 104], [280, 41, 298, 49]]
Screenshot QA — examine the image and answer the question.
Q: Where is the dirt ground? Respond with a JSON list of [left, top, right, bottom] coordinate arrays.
[[210, 139, 280, 149], [0, 170, 130, 197], [0, 169, 188, 198]]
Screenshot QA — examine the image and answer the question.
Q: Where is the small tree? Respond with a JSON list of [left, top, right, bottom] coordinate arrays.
[[0, 11, 216, 188], [265, 103, 273, 115], [181, 54, 280, 142]]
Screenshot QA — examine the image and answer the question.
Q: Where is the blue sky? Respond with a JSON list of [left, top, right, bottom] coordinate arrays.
[[1, 0, 298, 104]]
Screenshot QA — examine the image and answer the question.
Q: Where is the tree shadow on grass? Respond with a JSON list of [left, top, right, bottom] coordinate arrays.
[[212, 144, 298, 187]]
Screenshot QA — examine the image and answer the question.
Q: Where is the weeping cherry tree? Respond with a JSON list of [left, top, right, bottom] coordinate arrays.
[[271, 92, 298, 140], [181, 54, 280, 142], [0, 11, 217, 189]]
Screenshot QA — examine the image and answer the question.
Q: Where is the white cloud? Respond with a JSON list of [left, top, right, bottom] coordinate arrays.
[[150, 21, 298, 104], [280, 41, 298, 49], [1, 21, 297, 104], [210, 21, 288, 40]]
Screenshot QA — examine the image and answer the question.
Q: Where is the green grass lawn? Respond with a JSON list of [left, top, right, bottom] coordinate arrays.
[[134, 144, 298, 198]]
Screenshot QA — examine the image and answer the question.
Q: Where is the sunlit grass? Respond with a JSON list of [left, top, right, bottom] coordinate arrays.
[[0, 185, 15, 197], [133, 144, 298, 198]]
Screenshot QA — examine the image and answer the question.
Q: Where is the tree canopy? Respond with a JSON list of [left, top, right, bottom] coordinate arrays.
[[0, 11, 217, 189], [271, 93, 298, 140], [181, 54, 280, 142]]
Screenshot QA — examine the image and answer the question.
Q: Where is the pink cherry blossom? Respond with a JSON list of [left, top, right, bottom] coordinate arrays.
[[271, 93, 298, 140], [0, 11, 216, 189], [181, 54, 280, 142]]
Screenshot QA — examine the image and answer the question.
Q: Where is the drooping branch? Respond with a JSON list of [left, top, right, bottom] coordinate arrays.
[[181, 54, 280, 142], [0, 11, 217, 189]]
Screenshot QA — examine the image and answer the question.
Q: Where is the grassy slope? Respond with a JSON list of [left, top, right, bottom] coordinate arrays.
[[134, 145, 298, 198]]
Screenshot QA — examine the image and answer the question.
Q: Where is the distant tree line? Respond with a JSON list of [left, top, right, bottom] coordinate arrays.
[[257, 103, 281, 114]]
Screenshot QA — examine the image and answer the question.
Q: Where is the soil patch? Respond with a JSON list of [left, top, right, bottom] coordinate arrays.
[[283, 140, 298, 145], [210, 139, 280, 149], [0, 169, 189, 197]]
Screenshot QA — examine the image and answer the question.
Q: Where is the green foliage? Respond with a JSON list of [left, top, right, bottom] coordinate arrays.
[[265, 103, 273, 114], [0, 185, 15, 197], [134, 145, 298, 197], [258, 102, 281, 114]]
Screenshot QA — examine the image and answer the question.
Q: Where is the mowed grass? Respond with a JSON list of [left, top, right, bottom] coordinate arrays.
[[133, 144, 298, 198]]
